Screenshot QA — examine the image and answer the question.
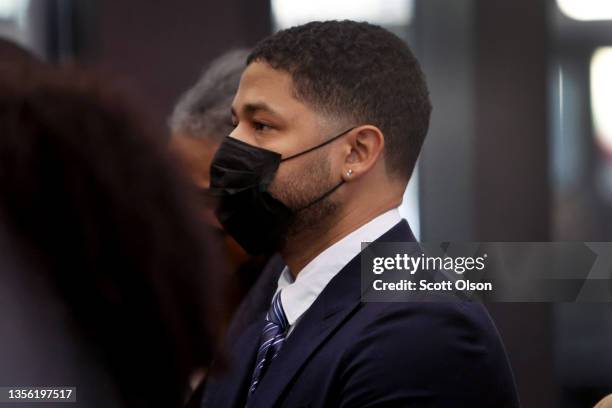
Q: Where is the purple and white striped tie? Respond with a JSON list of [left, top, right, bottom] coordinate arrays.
[[247, 290, 289, 400]]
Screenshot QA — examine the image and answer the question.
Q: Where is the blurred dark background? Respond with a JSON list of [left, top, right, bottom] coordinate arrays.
[[1, 0, 611, 406]]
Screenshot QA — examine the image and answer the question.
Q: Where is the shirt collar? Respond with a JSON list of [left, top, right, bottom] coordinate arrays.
[[277, 208, 402, 326]]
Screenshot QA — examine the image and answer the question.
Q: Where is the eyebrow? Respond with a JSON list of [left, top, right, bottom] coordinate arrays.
[[231, 101, 283, 119]]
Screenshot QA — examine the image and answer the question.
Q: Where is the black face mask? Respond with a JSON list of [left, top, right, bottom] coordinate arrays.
[[208, 127, 354, 255]]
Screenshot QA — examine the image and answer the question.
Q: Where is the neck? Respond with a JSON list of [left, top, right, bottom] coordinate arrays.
[[281, 197, 401, 278]]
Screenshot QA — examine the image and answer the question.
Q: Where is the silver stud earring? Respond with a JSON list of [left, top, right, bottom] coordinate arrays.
[[346, 169, 353, 177]]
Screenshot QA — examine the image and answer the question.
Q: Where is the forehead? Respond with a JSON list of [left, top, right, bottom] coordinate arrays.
[[233, 61, 314, 119], [238, 61, 293, 97]]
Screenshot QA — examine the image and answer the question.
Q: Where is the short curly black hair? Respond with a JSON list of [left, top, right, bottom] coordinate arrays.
[[247, 20, 432, 181]]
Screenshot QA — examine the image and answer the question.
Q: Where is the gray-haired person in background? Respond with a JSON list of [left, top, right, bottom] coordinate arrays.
[[170, 49, 249, 196]]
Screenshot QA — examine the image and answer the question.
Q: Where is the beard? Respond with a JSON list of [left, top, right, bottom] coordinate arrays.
[[270, 149, 340, 249]]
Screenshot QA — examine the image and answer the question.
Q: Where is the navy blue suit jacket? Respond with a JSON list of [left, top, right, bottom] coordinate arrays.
[[202, 220, 519, 407]]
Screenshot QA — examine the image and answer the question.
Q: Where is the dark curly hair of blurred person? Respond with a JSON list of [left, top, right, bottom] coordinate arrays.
[[0, 67, 224, 407]]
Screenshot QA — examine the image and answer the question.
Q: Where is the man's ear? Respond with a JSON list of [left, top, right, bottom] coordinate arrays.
[[342, 125, 384, 181]]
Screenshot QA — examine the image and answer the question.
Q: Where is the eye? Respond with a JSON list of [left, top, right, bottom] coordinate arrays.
[[253, 121, 273, 132]]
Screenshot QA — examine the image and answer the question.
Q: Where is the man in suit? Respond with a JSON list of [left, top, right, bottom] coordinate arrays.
[[203, 20, 519, 407]]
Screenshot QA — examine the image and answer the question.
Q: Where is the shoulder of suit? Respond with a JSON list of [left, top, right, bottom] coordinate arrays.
[[344, 300, 498, 352]]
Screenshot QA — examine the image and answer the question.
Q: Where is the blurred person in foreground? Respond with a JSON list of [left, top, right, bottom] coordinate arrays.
[[202, 20, 519, 407], [169, 49, 279, 311], [0, 60, 222, 407]]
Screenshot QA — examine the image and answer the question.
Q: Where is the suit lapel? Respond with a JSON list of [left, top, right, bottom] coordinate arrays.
[[246, 271, 361, 408], [248, 220, 414, 408]]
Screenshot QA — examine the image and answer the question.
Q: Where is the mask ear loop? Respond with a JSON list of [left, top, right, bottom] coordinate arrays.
[[283, 126, 356, 212], [295, 180, 345, 212], [281, 127, 356, 162]]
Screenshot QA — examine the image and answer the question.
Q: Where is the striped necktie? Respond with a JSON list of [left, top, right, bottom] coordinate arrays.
[[247, 290, 289, 400]]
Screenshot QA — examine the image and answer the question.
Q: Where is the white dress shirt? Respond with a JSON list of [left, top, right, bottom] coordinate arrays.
[[276, 208, 402, 336]]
